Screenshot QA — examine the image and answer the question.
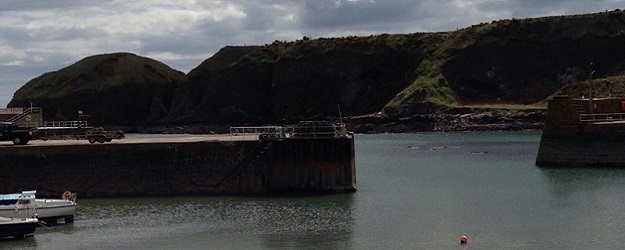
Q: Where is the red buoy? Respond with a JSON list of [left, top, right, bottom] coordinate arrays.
[[460, 235, 468, 244]]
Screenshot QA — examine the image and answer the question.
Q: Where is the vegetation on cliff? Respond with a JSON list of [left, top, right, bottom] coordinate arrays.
[[7, 9, 625, 131], [9, 53, 183, 125], [164, 9, 625, 125], [554, 75, 625, 99]]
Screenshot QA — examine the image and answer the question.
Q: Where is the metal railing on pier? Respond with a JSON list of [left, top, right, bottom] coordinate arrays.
[[229, 126, 283, 140], [230, 122, 348, 140], [579, 113, 625, 124], [42, 120, 89, 128]]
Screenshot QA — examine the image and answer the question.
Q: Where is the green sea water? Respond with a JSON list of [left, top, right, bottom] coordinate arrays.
[[5, 131, 625, 249]]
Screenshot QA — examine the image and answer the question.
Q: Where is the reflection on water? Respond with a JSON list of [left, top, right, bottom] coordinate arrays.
[[3, 195, 354, 250], [540, 168, 625, 197]]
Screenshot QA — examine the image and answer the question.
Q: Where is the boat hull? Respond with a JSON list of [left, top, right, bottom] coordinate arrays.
[[34, 199, 76, 224], [0, 217, 38, 238], [0, 201, 75, 224]]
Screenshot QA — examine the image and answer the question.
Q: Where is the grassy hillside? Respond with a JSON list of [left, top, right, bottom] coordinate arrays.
[[380, 10, 623, 116], [9, 10, 625, 127], [9, 53, 184, 125]]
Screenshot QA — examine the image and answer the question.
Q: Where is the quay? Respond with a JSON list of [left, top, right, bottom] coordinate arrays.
[[536, 96, 625, 167], [0, 124, 356, 198], [0, 134, 247, 146]]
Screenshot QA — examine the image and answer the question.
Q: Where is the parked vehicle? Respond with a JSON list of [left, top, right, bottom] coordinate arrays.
[[0, 122, 35, 145]]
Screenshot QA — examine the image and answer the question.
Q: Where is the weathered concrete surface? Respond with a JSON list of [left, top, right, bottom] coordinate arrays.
[[537, 135, 625, 167], [0, 134, 255, 147], [536, 96, 625, 167], [0, 135, 356, 197], [267, 137, 356, 193]]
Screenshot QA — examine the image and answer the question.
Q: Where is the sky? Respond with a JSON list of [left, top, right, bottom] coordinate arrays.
[[1, 0, 623, 107]]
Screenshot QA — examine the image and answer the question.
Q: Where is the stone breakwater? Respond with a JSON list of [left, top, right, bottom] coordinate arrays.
[[0, 136, 356, 198], [536, 96, 625, 167]]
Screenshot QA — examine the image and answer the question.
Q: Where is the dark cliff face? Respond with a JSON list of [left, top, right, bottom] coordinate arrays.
[[442, 12, 625, 104], [269, 36, 422, 121], [167, 35, 424, 124], [9, 10, 625, 127], [168, 46, 267, 123], [8, 53, 183, 125], [169, 10, 625, 124]]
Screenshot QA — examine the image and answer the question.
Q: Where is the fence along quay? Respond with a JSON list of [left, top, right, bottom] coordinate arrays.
[[0, 121, 356, 197]]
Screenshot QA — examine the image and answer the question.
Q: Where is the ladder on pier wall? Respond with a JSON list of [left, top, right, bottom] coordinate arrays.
[[214, 140, 271, 193], [570, 99, 586, 114]]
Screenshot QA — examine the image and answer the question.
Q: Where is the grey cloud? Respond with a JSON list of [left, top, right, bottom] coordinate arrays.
[[300, 0, 418, 31], [241, 4, 280, 30], [0, 24, 106, 51], [0, 27, 34, 46], [0, 1, 106, 11], [0, 62, 63, 106], [475, 0, 624, 19]]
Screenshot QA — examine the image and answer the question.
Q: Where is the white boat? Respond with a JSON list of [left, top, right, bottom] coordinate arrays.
[[0, 217, 38, 239], [0, 191, 76, 225], [35, 191, 77, 224], [0, 191, 37, 219]]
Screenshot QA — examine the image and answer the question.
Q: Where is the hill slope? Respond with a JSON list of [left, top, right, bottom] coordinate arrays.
[[9, 53, 183, 125], [8, 10, 625, 130], [167, 10, 625, 124]]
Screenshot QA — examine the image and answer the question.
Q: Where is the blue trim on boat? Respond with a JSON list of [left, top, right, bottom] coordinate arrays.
[[0, 200, 17, 206]]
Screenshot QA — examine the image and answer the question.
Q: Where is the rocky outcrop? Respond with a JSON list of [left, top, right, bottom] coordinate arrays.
[[107, 109, 544, 134], [9, 53, 183, 125], [441, 13, 625, 104], [345, 109, 545, 133], [166, 35, 425, 124]]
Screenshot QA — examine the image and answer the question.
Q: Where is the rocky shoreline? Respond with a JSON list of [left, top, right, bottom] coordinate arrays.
[[110, 109, 545, 134], [346, 109, 545, 133]]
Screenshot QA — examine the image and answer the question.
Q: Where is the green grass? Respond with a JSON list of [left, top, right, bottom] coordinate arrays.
[[553, 75, 625, 99], [455, 103, 547, 110], [382, 33, 457, 112], [13, 53, 183, 101]]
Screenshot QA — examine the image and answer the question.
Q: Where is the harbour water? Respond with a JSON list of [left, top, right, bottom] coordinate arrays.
[[5, 131, 625, 249]]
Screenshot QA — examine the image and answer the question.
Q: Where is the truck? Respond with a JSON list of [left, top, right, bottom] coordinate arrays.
[[0, 122, 36, 145]]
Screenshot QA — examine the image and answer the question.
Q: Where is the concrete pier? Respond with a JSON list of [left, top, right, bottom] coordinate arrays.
[[536, 96, 625, 167], [0, 134, 356, 198]]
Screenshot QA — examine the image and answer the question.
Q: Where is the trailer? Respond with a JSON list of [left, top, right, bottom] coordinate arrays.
[[34, 121, 124, 143], [85, 127, 125, 143]]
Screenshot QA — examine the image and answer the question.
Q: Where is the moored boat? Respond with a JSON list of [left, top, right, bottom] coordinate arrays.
[[0, 217, 38, 239], [35, 191, 77, 224], [0, 191, 37, 219], [0, 190, 76, 225]]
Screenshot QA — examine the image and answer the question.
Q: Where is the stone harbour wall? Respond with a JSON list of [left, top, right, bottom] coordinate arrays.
[[536, 96, 625, 167], [0, 137, 356, 198]]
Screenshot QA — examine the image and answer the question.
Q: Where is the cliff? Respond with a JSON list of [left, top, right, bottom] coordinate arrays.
[[8, 10, 625, 131], [9, 53, 183, 125], [168, 35, 424, 124]]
